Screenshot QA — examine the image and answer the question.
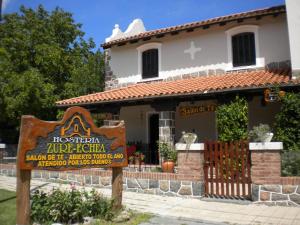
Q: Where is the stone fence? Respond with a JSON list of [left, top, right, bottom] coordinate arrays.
[[0, 141, 299, 206], [176, 142, 300, 206], [0, 164, 203, 198]]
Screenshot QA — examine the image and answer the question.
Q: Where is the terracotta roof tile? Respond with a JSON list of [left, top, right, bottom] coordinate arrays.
[[102, 5, 286, 49], [56, 70, 299, 107]]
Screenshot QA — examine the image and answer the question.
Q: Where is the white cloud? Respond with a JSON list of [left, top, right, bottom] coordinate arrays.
[[2, 0, 12, 10]]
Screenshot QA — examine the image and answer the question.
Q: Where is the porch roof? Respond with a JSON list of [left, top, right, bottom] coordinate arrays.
[[56, 69, 299, 107]]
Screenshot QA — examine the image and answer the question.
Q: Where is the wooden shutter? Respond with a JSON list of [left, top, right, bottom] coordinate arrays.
[[232, 32, 256, 67], [142, 49, 158, 79]]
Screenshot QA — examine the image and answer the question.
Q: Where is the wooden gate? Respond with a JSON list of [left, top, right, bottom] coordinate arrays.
[[204, 141, 251, 199]]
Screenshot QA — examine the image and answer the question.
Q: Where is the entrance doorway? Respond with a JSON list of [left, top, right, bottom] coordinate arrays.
[[148, 113, 159, 164]]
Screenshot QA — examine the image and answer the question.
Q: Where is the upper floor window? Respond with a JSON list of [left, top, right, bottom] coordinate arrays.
[[142, 49, 158, 79], [226, 25, 262, 70], [232, 32, 256, 67], [137, 42, 162, 80]]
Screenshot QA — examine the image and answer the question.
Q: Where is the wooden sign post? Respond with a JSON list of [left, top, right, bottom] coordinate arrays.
[[16, 106, 127, 225]]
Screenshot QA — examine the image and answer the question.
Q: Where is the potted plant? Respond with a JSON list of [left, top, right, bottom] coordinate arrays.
[[128, 156, 134, 165], [134, 151, 141, 165], [249, 123, 273, 142], [140, 153, 145, 165], [157, 142, 177, 173]]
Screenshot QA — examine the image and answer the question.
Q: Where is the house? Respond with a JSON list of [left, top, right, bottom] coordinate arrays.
[[57, 2, 300, 165]]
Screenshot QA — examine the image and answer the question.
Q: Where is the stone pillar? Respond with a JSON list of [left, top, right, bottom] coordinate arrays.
[[159, 111, 175, 145], [250, 142, 283, 202], [250, 142, 282, 185], [104, 49, 119, 90], [175, 143, 204, 181]]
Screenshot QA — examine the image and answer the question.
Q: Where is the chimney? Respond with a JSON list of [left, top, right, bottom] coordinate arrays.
[[286, 0, 300, 79]]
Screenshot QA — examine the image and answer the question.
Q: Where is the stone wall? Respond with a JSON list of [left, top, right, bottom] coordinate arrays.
[[250, 143, 300, 207], [104, 59, 291, 90], [0, 164, 204, 198], [1, 141, 299, 206], [159, 111, 175, 145], [252, 183, 300, 206], [251, 150, 281, 184], [177, 150, 204, 181]]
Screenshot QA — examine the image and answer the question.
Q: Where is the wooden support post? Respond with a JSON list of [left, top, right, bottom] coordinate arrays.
[[112, 167, 123, 210], [16, 168, 31, 225]]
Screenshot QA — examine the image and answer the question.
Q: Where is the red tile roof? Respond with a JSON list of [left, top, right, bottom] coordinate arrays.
[[102, 5, 286, 49], [56, 69, 299, 107]]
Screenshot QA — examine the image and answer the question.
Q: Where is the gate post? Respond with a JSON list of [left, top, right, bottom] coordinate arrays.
[[250, 142, 282, 200], [112, 167, 123, 210], [175, 143, 204, 181]]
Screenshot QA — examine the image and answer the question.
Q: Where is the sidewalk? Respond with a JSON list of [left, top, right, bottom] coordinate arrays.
[[0, 175, 299, 225]]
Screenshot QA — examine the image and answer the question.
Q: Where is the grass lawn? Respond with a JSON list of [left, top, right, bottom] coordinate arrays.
[[0, 189, 16, 225], [0, 189, 152, 225], [92, 212, 152, 225]]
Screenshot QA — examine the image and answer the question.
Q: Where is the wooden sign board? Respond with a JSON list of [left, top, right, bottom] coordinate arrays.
[[18, 106, 127, 170], [179, 104, 216, 117], [16, 106, 126, 225]]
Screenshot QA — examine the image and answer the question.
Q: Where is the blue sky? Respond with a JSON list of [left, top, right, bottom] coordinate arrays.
[[3, 0, 284, 49]]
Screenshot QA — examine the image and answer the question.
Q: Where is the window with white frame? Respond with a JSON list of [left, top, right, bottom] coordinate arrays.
[[137, 43, 162, 79], [226, 25, 261, 69]]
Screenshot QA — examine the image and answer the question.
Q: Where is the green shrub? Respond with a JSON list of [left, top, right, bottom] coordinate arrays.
[[157, 142, 177, 161], [274, 92, 300, 176], [31, 188, 114, 224], [281, 151, 300, 176], [216, 96, 248, 141], [274, 92, 300, 151]]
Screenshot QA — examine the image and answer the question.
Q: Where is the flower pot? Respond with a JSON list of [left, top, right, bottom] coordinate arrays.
[[135, 158, 140, 166], [262, 132, 273, 142], [162, 160, 175, 173]]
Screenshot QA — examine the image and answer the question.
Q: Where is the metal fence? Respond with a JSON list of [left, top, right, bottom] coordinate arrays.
[[0, 144, 17, 164], [0, 143, 163, 172]]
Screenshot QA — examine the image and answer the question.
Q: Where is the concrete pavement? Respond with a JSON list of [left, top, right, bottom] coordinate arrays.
[[0, 175, 299, 225]]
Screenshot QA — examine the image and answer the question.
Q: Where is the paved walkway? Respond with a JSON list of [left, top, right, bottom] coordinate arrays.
[[0, 175, 299, 225]]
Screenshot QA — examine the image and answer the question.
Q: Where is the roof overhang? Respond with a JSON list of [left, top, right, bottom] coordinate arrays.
[[101, 5, 286, 49], [56, 69, 300, 108]]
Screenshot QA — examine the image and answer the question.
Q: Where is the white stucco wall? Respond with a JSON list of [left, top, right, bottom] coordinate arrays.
[[175, 100, 217, 142], [120, 105, 154, 143], [286, 0, 300, 75], [108, 16, 290, 84], [248, 96, 281, 130]]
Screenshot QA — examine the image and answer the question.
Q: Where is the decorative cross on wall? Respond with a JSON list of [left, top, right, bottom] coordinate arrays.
[[184, 41, 202, 60]]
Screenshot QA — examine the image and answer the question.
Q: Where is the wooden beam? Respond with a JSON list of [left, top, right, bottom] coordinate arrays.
[[16, 169, 31, 225], [129, 40, 139, 44], [156, 34, 165, 38], [219, 22, 226, 26], [170, 31, 179, 35], [117, 42, 126, 47], [237, 18, 244, 23], [16, 116, 31, 225], [186, 28, 194, 32], [112, 167, 123, 210], [142, 37, 151, 41], [203, 25, 210, 29]]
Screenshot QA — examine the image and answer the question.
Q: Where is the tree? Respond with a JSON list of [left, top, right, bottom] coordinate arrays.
[[0, 5, 104, 143]]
